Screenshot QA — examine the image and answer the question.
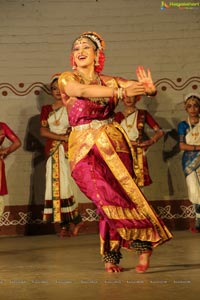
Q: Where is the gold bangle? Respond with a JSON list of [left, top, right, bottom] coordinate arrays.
[[122, 88, 127, 99], [113, 88, 118, 99], [118, 88, 123, 100]]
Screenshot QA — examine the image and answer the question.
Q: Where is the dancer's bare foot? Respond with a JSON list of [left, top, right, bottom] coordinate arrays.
[[72, 221, 84, 236], [189, 227, 200, 233], [105, 262, 124, 273], [59, 227, 71, 238], [135, 251, 152, 273]]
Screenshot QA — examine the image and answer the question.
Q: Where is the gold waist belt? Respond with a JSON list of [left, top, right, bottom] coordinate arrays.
[[72, 119, 113, 131]]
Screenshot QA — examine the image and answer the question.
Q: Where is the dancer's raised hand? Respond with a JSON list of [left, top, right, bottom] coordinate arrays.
[[136, 66, 157, 96]]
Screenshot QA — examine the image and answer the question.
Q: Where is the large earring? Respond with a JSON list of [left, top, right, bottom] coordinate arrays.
[[95, 51, 100, 66], [70, 54, 77, 70], [72, 58, 77, 70]]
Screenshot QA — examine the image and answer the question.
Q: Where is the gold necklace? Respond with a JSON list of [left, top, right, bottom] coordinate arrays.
[[76, 71, 107, 104], [53, 107, 64, 126], [189, 118, 199, 125], [188, 117, 200, 138], [124, 109, 136, 117], [76, 71, 100, 84], [124, 110, 137, 131]]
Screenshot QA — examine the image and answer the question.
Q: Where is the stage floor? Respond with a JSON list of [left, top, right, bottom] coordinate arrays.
[[0, 231, 199, 300]]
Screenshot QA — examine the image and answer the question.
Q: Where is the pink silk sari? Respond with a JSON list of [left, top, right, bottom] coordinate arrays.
[[59, 72, 172, 255]]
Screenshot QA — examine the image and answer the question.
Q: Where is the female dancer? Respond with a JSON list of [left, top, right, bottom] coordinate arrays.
[[40, 75, 83, 237], [178, 94, 200, 233], [115, 95, 164, 187], [58, 31, 172, 272], [0, 122, 21, 216]]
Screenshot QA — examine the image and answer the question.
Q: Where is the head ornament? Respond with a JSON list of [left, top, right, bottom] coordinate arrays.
[[74, 31, 105, 51], [184, 93, 200, 104], [71, 32, 105, 72], [50, 73, 61, 86]]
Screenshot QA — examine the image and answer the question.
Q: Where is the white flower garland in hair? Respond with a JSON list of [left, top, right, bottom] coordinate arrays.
[[184, 93, 200, 103], [84, 34, 102, 50]]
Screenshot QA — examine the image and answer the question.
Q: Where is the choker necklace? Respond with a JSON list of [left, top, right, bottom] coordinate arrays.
[[188, 117, 200, 128], [76, 71, 100, 84], [76, 71, 106, 104], [124, 109, 136, 117], [188, 117, 199, 125]]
